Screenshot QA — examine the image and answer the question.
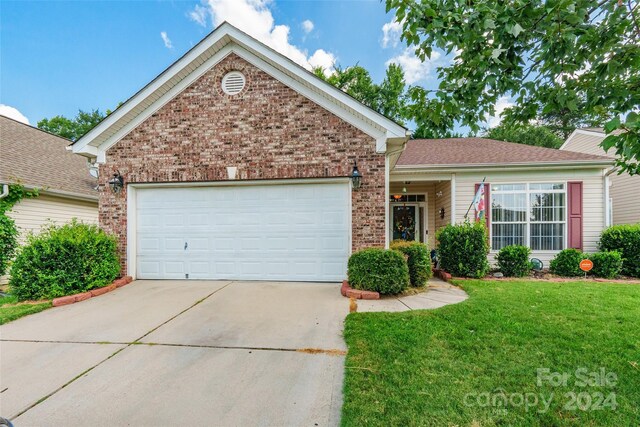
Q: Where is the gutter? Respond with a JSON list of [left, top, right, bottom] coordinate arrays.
[[393, 159, 615, 174], [18, 184, 99, 203]]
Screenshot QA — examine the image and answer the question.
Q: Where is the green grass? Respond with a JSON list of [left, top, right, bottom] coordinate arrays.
[[342, 280, 640, 426], [0, 295, 51, 325]]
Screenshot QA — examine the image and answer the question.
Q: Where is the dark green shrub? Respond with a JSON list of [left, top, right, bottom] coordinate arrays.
[[9, 220, 121, 300], [436, 221, 489, 278], [599, 224, 640, 277], [495, 245, 532, 277], [348, 248, 409, 295], [0, 213, 18, 277], [549, 248, 586, 277], [390, 240, 432, 286], [588, 251, 623, 279]]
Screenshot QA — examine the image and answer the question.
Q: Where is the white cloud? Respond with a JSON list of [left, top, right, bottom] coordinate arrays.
[[386, 48, 441, 84], [188, 4, 208, 27], [0, 104, 30, 124], [189, 0, 336, 74], [301, 19, 314, 34], [308, 49, 336, 76], [381, 19, 402, 48], [160, 31, 173, 49], [487, 96, 515, 128]]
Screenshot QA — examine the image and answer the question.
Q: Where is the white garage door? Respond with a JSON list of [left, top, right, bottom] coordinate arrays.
[[135, 182, 350, 281]]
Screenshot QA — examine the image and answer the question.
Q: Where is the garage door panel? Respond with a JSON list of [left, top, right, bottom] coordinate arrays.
[[136, 182, 350, 281]]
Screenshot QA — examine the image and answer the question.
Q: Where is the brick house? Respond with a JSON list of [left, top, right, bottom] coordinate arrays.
[[72, 23, 613, 280]]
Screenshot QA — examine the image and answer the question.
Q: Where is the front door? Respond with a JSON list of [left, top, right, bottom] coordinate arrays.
[[391, 204, 420, 241]]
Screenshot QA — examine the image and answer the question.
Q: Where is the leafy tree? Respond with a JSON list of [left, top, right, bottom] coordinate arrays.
[[387, 0, 640, 174], [485, 122, 563, 148], [37, 109, 105, 141]]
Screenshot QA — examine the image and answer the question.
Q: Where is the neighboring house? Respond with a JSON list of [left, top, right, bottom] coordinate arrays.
[[0, 115, 99, 242], [70, 22, 613, 281], [560, 128, 639, 225]]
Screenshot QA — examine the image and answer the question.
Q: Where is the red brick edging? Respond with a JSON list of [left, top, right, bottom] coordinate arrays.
[[433, 269, 452, 282], [52, 276, 133, 307], [340, 280, 380, 300]]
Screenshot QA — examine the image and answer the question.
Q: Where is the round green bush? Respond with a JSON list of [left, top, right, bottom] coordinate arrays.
[[436, 221, 489, 278], [9, 220, 121, 301], [599, 224, 640, 278], [0, 213, 19, 277], [588, 251, 623, 279], [348, 248, 409, 295], [495, 245, 532, 277], [549, 248, 586, 277], [390, 240, 432, 287]]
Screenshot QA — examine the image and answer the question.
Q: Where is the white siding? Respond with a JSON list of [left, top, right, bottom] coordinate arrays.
[[453, 168, 606, 266], [562, 132, 639, 225], [1, 195, 98, 285]]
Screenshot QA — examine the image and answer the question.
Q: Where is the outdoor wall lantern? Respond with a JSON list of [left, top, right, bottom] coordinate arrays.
[[108, 171, 124, 193], [439, 207, 446, 219], [351, 161, 362, 189]]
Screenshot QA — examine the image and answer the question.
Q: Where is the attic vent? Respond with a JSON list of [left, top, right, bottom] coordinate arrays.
[[222, 71, 246, 95]]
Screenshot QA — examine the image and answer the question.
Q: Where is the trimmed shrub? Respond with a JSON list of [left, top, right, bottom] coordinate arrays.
[[0, 213, 19, 277], [9, 220, 121, 301], [390, 240, 432, 286], [588, 251, 623, 279], [436, 221, 490, 278], [549, 248, 586, 277], [599, 224, 640, 277], [495, 245, 532, 277], [348, 248, 409, 295]]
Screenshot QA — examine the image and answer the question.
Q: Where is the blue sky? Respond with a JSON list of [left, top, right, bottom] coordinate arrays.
[[0, 0, 453, 127]]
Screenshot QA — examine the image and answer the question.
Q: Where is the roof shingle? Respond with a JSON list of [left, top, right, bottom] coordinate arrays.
[[0, 115, 97, 198], [396, 137, 612, 167]]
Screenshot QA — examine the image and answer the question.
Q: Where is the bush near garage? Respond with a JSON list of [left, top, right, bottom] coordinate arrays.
[[550, 248, 586, 277], [390, 240, 432, 286], [435, 221, 490, 278], [495, 245, 532, 277], [587, 251, 623, 279], [348, 248, 409, 295], [9, 220, 121, 301], [599, 224, 640, 277]]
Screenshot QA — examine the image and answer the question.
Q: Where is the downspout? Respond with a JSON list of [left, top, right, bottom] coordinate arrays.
[[604, 167, 616, 227], [0, 183, 9, 200]]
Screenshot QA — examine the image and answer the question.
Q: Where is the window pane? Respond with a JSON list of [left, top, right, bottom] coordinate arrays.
[[492, 193, 527, 222], [530, 223, 564, 251], [531, 193, 565, 222], [492, 184, 526, 192], [530, 183, 564, 190], [492, 223, 526, 250]]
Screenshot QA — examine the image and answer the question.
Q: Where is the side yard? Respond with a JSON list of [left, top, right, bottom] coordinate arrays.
[[342, 280, 640, 426]]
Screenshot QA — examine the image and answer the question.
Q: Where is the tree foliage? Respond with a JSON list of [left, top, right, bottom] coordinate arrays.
[[0, 185, 38, 277], [387, 0, 640, 174], [37, 109, 105, 141], [485, 122, 564, 148]]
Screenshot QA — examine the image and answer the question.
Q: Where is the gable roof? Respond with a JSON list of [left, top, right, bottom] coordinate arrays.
[[396, 138, 613, 169], [72, 22, 408, 162], [0, 115, 97, 200]]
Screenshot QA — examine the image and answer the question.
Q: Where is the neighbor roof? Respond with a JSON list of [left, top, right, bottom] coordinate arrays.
[[396, 138, 613, 168], [0, 115, 97, 199], [72, 21, 408, 161]]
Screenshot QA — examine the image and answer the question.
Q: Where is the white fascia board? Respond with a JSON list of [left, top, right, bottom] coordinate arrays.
[[393, 160, 614, 173], [560, 129, 605, 150]]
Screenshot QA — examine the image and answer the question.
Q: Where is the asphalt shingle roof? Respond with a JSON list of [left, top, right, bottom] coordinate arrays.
[[396, 137, 613, 167], [0, 115, 97, 198]]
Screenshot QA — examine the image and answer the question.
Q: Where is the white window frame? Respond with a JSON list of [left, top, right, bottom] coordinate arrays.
[[490, 182, 567, 253]]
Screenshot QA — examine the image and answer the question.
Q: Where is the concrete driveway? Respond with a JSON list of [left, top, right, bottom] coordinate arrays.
[[0, 280, 348, 426]]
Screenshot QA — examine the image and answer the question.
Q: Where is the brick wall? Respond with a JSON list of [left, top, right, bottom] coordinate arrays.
[[99, 53, 386, 274]]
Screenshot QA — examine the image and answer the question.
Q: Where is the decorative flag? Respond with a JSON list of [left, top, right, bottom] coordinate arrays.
[[473, 182, 486, 221]]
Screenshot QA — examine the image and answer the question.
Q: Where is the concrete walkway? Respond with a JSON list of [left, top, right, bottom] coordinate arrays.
[[356, 278, 469, 312], [0, 280, 347, 426]]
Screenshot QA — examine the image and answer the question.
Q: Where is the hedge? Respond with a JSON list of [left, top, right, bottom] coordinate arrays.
[[435, 221, 489, 278], [549, 248, 586, 277], [588, 251, 623, 279], [599, 224, 640, 277], [9, 220, 121, 301], [495, 245, 532, 277], [0, 213, 18, 277], [390, 240, 432, 286], [347, 248, 409, 295]]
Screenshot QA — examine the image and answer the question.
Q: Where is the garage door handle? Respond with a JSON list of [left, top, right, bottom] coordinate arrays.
[[184, 242, 188, 250]]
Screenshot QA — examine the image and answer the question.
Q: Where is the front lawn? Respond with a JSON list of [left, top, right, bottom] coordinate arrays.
[[342, 280, 640, 426], [0, 294, 51, 325]]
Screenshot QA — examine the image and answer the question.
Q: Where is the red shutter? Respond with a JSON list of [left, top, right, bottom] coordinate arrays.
[[567, 181, 583, 250], [474, 182, 491, 229]]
